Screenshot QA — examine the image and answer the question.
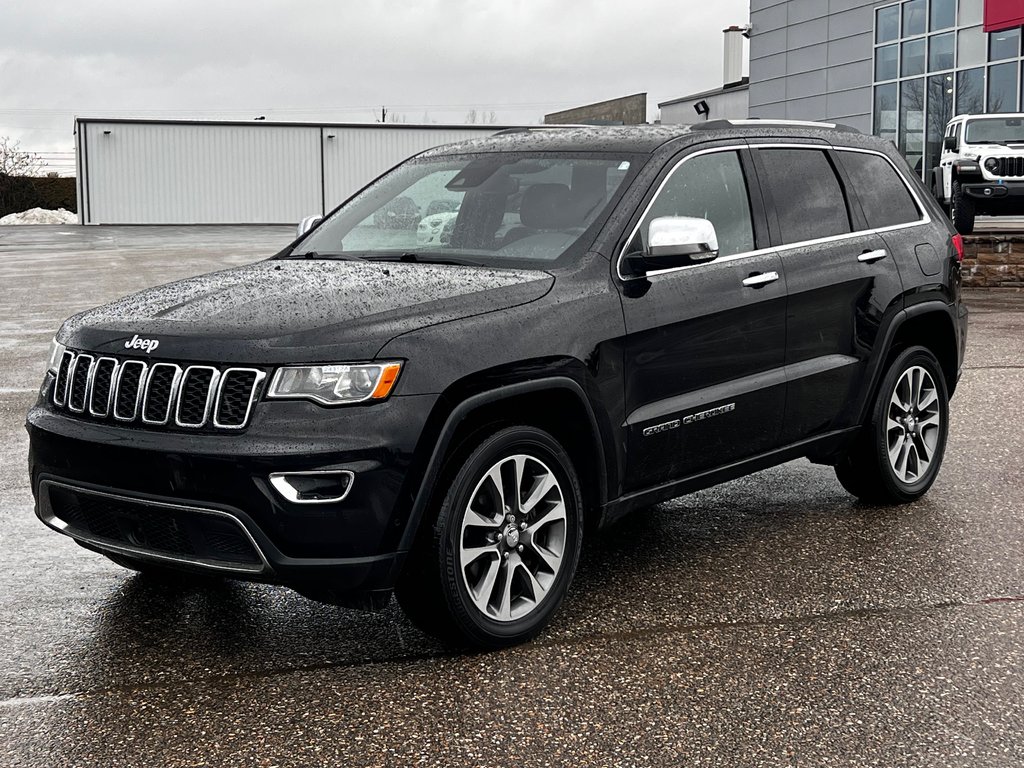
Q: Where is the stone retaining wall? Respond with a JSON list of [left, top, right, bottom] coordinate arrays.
[[961, 234, 1024, 290]]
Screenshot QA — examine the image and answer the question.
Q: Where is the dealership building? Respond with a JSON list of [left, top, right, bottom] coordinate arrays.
[[749, 0, 1024, 179]]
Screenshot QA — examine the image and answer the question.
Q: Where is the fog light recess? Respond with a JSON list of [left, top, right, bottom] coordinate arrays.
[[269, 470, 354, 504]]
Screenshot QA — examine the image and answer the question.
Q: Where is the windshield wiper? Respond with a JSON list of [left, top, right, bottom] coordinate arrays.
[[287, 251, 363, 261], [363, 253, 486, 267]]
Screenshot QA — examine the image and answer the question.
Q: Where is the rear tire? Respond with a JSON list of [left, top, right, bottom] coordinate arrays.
[[835, 346, 949, 504], [951, 181, 975, 235], [396, 425, 584, 648]]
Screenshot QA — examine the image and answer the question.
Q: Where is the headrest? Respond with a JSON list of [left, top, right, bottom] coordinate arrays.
[[519, 183, 574, 230]]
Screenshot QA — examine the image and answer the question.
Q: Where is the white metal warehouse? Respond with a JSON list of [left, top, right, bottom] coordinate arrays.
[[73, 119, 507, 225]]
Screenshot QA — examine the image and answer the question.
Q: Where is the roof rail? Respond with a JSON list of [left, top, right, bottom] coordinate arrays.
[[691, 118, 861, 134], [492, 124, 612, 136]]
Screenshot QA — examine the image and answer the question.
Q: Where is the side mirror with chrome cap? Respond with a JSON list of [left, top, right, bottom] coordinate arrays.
[[625, 216, 720, 276], [296, 215, 323, 238]]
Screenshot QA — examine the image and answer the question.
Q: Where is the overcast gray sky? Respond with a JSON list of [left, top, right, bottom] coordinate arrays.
[[0, 0, 749, 172]]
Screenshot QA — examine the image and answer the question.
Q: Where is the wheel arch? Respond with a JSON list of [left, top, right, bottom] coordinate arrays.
[[865, 302, 961, 421], [398, 375, 611, 554]]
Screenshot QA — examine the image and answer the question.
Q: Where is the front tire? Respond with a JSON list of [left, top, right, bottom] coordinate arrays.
[[835, 346, 949, 504], [951, 181, 976, 235], [396, 425, 584, 648], [932, 174, 950, 215]]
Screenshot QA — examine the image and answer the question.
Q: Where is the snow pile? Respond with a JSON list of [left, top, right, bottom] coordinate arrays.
[[0, 207, 78, 225]]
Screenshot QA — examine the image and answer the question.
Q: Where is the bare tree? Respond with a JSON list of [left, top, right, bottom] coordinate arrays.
[[465, 109, 478, 124], [0, 137, 45, 176]]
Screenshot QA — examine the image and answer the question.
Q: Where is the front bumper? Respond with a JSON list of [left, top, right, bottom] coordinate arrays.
[[27, 390, 439, 596], [962, 180, 1024, 204]]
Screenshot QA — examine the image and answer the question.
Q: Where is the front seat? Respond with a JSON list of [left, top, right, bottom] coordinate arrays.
[[501, 183, 575, 246]]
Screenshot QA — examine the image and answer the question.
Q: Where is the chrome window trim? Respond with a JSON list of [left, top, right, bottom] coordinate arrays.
[[616, 143, 749, 282], [615, 142, 933, 283], [268, 470, 356, 505], [141, 363, 183, 426], [37, 479, 271, 575], [213, 368, 266, 430], [53, 350, 75, 407], [66, 354, 94, 414], [113, 360, 148, 422], [87, 357, 119, 418], [174, 365, 221, 428]]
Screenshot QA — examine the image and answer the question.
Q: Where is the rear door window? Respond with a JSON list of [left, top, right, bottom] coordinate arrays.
[[756, 148, 852, 244], [836, 150, 922, 229]]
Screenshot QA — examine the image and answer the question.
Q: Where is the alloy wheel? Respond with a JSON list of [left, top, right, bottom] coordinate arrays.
[[886, 365, 942, 484], [458, 454, 567, 622]]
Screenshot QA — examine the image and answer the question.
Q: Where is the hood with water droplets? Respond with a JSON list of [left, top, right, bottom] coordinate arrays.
[[59, 259, 553, 363]]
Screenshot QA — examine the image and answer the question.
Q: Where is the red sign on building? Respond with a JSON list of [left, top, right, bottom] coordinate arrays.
[[985, 0, 1024, 32]]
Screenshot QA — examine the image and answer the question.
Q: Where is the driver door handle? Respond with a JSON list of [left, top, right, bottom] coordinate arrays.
[[858, 249, 888, 264], [742, 271, 780, 288]]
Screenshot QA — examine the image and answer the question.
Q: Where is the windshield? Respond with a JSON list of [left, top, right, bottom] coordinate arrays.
[[290, 152, 637, 268], [965, 117, 1024, 144]]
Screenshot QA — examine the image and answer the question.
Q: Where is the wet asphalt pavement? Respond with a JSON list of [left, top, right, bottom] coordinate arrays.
[[1, 225, 1022, 767]]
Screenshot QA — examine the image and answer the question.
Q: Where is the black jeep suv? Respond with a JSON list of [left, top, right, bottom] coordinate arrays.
[[28, 121, 968, 647]]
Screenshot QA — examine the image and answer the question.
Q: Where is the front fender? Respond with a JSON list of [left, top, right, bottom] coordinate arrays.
[[395, 374, 612, 554]]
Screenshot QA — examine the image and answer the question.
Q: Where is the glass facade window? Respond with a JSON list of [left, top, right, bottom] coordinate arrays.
[[929, 32, 955, 70], [1021, 62, 1024, 111], [873, 1, 1024, 180], [958, 0, 983, 27], [903, 0, 927, 36], [926, 74, 955, 177], [988, 62, 1019, 112], [958, 26, 986, 68], [990, 28, 1021, 61], [875, 83, 899, 144], [930, 0, 955, 31], [878, 5, 901, 42], [957, 67, 985, 114], [900, 78, 926, 174], [877, 44, 899, 80], [902, 38, 927, 76]]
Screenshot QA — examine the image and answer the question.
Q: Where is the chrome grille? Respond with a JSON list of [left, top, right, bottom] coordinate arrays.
[[141, 363, 182, 425], [68, 354, 93, 413], [89, 358, 117, 417], [52, 350, 265, 431], [989, 156, 1024, 177], [113, 360, 146, 421], [175, 366, 219, 428], [54, 351, 74, 407]]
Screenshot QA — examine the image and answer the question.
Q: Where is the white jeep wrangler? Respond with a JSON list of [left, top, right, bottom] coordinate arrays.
[[933, 113, 1024, 235]]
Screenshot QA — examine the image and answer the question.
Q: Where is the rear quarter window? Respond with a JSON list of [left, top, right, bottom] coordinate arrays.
[[837, 151, 922, 230]]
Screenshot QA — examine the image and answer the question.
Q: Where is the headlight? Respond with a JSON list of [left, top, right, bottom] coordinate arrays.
[[46, 338, 66, 374], [267, 362, 402, 405], [985, 158, 1000, 172]]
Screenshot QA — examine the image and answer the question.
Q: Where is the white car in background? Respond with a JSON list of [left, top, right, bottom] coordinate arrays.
[[933, 113, 1024, 234], [416, 211, 458, 246], [415, 200, 460, 246]]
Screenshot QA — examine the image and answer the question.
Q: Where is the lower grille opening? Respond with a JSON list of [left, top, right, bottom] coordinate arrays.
[[42, 482, 265, 571]]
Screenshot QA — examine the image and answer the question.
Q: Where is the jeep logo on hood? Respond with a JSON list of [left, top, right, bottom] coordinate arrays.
[[124, 334, 160, 354]]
